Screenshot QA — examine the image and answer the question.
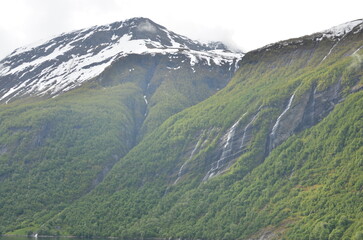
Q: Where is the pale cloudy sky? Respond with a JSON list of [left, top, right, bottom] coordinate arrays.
[[0, 0, 362, 59]]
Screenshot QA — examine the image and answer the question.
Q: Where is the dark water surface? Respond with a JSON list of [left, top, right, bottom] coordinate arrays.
[[0, 237, 109, 240]]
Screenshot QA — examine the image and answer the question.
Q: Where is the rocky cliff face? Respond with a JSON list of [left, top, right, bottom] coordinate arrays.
[[269, 79, 342, 152], [197, 19, 363, 182]]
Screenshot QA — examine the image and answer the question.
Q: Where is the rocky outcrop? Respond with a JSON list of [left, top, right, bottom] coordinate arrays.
[[198, 72, 354, 182], [269, 78, 344, 153], [201, 107, 265, 181]]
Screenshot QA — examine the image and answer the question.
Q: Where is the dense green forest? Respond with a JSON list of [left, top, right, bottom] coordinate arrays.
[[0, 21, 362, 240], [0, 52, 234, 236], [0, 83, 144, 234], [43, 26, 363, 239]]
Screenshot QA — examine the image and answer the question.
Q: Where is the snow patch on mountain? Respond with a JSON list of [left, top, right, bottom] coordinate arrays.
[[318, 19, 363, 40], [0, 18, 244, 103], [258, 19, 363, 52]]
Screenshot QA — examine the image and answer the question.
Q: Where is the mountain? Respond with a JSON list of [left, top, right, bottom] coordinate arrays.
[[0, 17, 242, 138], [0, 17, 242, 235], [0, 18, 362, 240], [0, 17, 241, 103]]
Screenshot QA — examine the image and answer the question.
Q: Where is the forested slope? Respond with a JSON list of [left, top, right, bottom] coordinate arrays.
[[0, 19, 241, 235], [37, 20, 363, 239], [0, 19, 362, 240]]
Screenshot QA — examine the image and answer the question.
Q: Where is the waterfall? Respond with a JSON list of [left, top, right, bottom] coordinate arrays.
[[352, 45, 362, 55], [320, 33, 348, 64], [320, 41, 340, 63], [271, 92, 296, 137], [143, 95, 149, 116], [174, 132, 204, 184], [218, 119, 241, 163], [203, 118, 241, 181], [240, 112, 260, 149], [311, 87, 317, 123]]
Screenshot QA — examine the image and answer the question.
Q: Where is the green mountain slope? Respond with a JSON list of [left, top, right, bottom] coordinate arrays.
[[0, 20, 362, 240], [37, 21, 363, 239], [98, 53, 236, 139], [0, 52, 236, 235], [0, 83, 145, 234]]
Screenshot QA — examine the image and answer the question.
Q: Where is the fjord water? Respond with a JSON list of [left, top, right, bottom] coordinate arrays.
[[0, 237, 104, 240]]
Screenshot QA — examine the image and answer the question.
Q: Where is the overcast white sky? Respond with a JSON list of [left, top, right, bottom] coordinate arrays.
[[0, 0, 362, 59]]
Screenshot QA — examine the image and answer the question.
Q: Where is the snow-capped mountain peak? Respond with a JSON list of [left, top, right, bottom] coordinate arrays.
[[319, 19, 363, 39], [0, 17, 244, 103], [257, 19, 363, 52]]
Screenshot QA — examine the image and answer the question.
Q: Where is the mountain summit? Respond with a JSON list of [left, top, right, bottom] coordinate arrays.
[[259, 19, 363, 52], [0, 17, 243, 103]]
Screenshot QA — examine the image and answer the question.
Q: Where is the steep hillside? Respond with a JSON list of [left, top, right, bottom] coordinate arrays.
[[0, 83, 146, 234], [0, 17, 242, 137], [38, 20, 363, 239], [0, 18, 362, 239], [0, 18, 242, 235]]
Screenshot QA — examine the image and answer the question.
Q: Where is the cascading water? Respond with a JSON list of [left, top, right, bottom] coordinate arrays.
[[270, 91, 296, 150], [143, 95, 149, 116], [271, 93, 296, 136], [311, 87, 317, 123], [320, 32, 350, 64], [203, 118, 241, 181], [240, 112, 259, 149], [174, 132, 204, 184], [320, 41, 340, 63]]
